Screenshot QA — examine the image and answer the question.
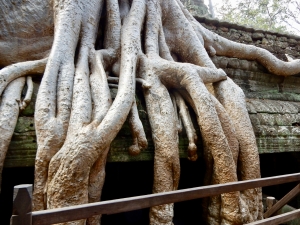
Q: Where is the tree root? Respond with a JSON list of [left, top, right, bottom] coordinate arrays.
[[128, 99, 148, 156], [214, 78, 263, 221], [173, 92, 198, 161], [107, 76, 148, 156], [0, 58, 47, 96], [33, 0, 104, 212], [0, 77, 25, 192], [19, 76, 33, 110], [140, 57, 180, 225], [0, 58, 46, 194], [170, 93, 183, 133], [1, 0, 300, 224], [32, 1, 146, 225]]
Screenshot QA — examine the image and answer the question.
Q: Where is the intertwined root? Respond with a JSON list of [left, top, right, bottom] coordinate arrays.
[[128, 100, 148, 155], [32, 0, 81, 208], [0, 78, 25, 192], [0, 58, 47, 193], [32, 1, 145, 225], [173, 92, 198, 161], [2, 0, 300, 224]]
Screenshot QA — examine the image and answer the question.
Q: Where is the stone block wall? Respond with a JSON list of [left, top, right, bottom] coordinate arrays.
[[197, 16, 300, 154], [198, 17, 300, 60], [4, 17, 300, 167]]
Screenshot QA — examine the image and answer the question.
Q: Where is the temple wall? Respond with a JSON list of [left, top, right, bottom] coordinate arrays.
[[4, 17, 300, 167]]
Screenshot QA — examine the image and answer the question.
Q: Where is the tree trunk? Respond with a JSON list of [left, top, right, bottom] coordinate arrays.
[[1, 0, 300, 224]]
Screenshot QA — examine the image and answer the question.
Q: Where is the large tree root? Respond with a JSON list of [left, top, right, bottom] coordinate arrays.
[[214, 78, 263, 221], [1, 0, 300, 224], [32, 1, 145, 225], [0, 58, 47, 96], [0, 59, 46, 193], [35, 0, 296, 223], [33, 0, 104, 212], [142, 72, 180, 225], [0, 77, 25, 192]]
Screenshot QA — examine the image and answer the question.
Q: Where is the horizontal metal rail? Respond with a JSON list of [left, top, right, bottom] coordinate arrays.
[[28, 172, 300, 225]]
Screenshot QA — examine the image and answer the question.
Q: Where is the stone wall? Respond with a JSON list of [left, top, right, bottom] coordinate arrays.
[[198, 16, 300, 154], [4, 17, 300, 167], [198, 17, 300, 60]]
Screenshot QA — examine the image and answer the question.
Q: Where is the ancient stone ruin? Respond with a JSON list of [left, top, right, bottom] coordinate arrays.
[[1, 0, 300, 224]]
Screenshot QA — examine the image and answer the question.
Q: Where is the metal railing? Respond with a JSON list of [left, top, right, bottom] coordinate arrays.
[[10, 173, 300, 225]]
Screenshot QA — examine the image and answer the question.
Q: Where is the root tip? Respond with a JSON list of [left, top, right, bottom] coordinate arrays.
[[138, 138, 148, 150], [142, 82, 151, 89], [188, 154, 198, 162], [128, 144, 141, 156], [188, 143, 198, 161], [208, 46, 216, 57]]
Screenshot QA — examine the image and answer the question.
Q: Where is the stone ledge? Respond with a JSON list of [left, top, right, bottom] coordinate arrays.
[[195, 16, 300, 41]]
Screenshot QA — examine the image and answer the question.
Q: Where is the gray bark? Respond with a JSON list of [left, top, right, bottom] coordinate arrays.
[[1, 0, 300, 224]]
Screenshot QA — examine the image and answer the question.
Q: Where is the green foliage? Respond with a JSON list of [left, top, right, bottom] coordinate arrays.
[[216, 0, 299, 34], [181, 0, 212, 18]]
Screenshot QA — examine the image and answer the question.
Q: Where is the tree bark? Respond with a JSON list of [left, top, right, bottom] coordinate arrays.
[[1, 0, 300, 224]]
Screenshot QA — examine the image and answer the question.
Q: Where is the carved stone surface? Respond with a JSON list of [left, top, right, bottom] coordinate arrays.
[[1, 1, 299, 224], [5, 50, 300, 167], [4, 16, 300, 167], [4, 85, 199, 167]]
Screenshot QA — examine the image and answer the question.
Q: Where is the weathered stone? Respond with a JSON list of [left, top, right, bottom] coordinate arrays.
[[260, 44, 275, 54], [264, 125, 278, 136], [239, 60, 251, 70], [252, 32, 265, 40], [219, 27, 228, 32], [2, 8, 300, 172], [276, 101, 299, 114], [247, 99, 275, 113], [284, 76, 300, 94], [291, 127, 300, 135], [257, 113, 276, 126], [277, 36, 288, 42], [275, 41, 289, 49], [289, 102, 300, 112], [288, 38, 298, 46], [14, 117, 35, 133], [4, 131, 37, 168], [229, 29, 240, 40], [249, 114, 260, 125], [249, 61, 259, 72], [274, 114, 289, 126], [240, 33, 252, 42], [210, 56, 219, 67], [4, 112, 201, 167], [277, 126, 290, 136], [262, 38, 269, 45], [227, 58, 240, 69], [285, 48, 296, 56], [246, 101, 258, 114], [266, 34, 277, 40]]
